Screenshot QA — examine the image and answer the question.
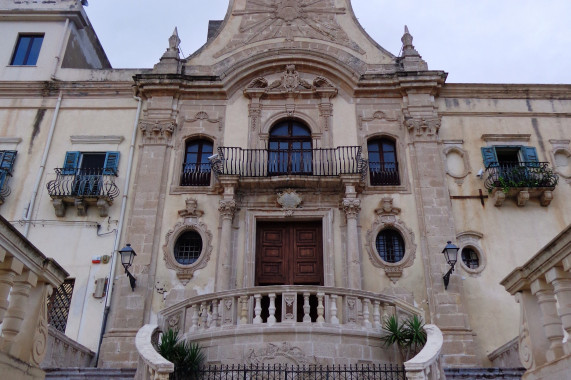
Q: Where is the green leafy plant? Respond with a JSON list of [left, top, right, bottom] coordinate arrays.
[[380, 314, 427, 361], [158, 328, 205, 380]]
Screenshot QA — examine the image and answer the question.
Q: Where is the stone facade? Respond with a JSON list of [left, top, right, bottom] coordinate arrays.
[[0, 0, 570, 374]]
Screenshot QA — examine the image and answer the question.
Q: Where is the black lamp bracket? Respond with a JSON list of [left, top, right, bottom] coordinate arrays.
[[125, 267, 136, 291], [443, 264, 455, 290]]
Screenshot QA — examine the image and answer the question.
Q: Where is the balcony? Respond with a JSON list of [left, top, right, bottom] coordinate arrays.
[[484, 162, 558, 207], [156, 285, 422, 366], [212, 146, 367, 190], [46, 168, 120, 217], [0, 171, 12, 205]]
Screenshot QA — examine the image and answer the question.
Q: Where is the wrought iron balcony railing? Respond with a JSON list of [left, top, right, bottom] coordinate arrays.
[[0, 169, 12, 204], [369, 162, 400, 186], [212, 146, 367, 178], [46, 167, 120, 200], [484, 162, 558, 192], [181, 163, 211, 186]]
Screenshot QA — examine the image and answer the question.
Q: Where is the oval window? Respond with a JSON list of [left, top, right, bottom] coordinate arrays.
[[174, 230, 203, 265], [375, 229, 405, 263]]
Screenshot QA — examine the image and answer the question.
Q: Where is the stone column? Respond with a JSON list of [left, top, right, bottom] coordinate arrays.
[[99, 119, 175, 368], [341, 177, 362, 290], [404, 93, 477, 366], [216, 177, 238, 292]]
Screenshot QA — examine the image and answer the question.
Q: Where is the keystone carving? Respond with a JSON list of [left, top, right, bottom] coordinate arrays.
[[178, 198, 204, 219], [277, 189, 302, 217]]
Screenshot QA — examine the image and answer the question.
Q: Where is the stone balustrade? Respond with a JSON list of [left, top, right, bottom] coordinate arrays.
[[155, 285, 423, 366], [0, 216, 68, 380], [404, 325, 444, 380], [160, 285, 422, 334], [134, 324, 174, 380], [501, 224, 571, 380], [41, 326, 95, 369]]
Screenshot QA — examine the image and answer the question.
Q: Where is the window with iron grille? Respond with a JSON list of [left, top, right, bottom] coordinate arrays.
[[47, 279, 75, 333], [461, 247, 480, 269], [174, 230, 203, 265], [376, 229, 405, 263]]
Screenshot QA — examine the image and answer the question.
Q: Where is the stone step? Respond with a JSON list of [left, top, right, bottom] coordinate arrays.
[[444, 367, 525, 379], [44, 367, 136, 380]]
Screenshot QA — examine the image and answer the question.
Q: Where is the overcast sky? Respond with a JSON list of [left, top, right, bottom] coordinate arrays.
[[85, 0, 571, 84]]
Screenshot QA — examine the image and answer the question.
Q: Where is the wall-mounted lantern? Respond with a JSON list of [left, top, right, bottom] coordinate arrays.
[[442, 241, 459, 290], [119, 243, 137, 291]]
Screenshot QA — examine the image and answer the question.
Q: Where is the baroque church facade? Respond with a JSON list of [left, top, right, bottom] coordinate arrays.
[[0, 0, 570, 376]]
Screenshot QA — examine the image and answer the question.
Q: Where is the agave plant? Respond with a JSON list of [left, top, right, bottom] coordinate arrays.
[[380, 314, 427, 361], [158, 328, 205, 380]]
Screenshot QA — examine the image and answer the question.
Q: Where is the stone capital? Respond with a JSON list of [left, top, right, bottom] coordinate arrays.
[[342, 198, 361, 219], [218, 200, 237, 219], [404, 116, 441, 139], [138, 119, 176, 144]]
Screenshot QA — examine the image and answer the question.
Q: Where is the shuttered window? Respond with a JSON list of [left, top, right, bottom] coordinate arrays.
[[0, 150, 17, 195]]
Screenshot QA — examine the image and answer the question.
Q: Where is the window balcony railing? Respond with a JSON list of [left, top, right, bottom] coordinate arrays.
[[181, 163, 211, 186], [369, 162, 400, 186], [46, 167, 120, 217], [212, 146, 367, 178], [484, 162, 558, 207], [0, 170, 12, 205]]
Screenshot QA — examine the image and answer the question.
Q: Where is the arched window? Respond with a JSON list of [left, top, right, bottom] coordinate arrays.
[[368, 138, 399, 186], [181, 139, 213, 186], [174, 230, 203, 265], [376, 229, 405, 263], [268, 120, 312, 175]]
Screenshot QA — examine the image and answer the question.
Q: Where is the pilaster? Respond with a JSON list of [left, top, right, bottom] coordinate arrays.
[[216, 176, 238, 292], [341, 176, 362, 290], [99, 118, 176, 369], [404, 87, 477, 366]]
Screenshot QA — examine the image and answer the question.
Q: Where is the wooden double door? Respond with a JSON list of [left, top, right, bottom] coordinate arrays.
[[255, 221, 323, 286]]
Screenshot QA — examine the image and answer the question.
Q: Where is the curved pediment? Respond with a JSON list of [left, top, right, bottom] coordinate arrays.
[[186, 0, 398, 77]]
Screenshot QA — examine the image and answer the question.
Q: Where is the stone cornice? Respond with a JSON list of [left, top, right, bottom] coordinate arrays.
[[440, 83, 571, 99], [0, 81, 135, 98]]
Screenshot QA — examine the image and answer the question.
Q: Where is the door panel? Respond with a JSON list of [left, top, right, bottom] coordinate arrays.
[[256, 222, 323, 286]]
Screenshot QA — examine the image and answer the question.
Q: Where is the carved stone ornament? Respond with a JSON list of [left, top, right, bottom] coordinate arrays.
[[184, 111, 224, 132], [244, 66, 338, 98], [404, 117, 441, 138], [245, 342, 320, 366], [31, 284, 52, 366], [358, 110, 400, 130], [178, 198, 204, 219], [215, 0, 364, 58], [139, 119, 176, 144], [163, 221, 213, 285], [515, 292, 534, 370], [218, 199, 237, 219], [277, 189, 302, 217], [443, 145, 472, 184], [342, 198, 361, 220], [366, 197, 416, 283]]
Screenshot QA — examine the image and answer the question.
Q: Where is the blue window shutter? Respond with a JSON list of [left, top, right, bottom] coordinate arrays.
[[0, 171, 6, 194], [481, 147, 497, 168], [103, 152, 120, 175], [0, 150, 17, 173], [521, 147, 539, 163], [62, 151, 80, 174]]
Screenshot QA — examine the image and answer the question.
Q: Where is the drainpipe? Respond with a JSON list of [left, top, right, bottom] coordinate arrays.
[[52, 18, 70, 80], [95, 95, 142, 365], [24, 90, 63, 237]]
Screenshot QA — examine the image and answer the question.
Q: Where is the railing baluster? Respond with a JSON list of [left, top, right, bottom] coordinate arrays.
[[253, 294, 262, 324], [239, 295, 249, 325], [268, 293, 277, 326], [316, 292, 325, 323], [362, 298, 372, 329], [303, 292, 311, 323], [330, 294, 339, 325], [190, 303, 199, 331], [373, 300, 381, 329]]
